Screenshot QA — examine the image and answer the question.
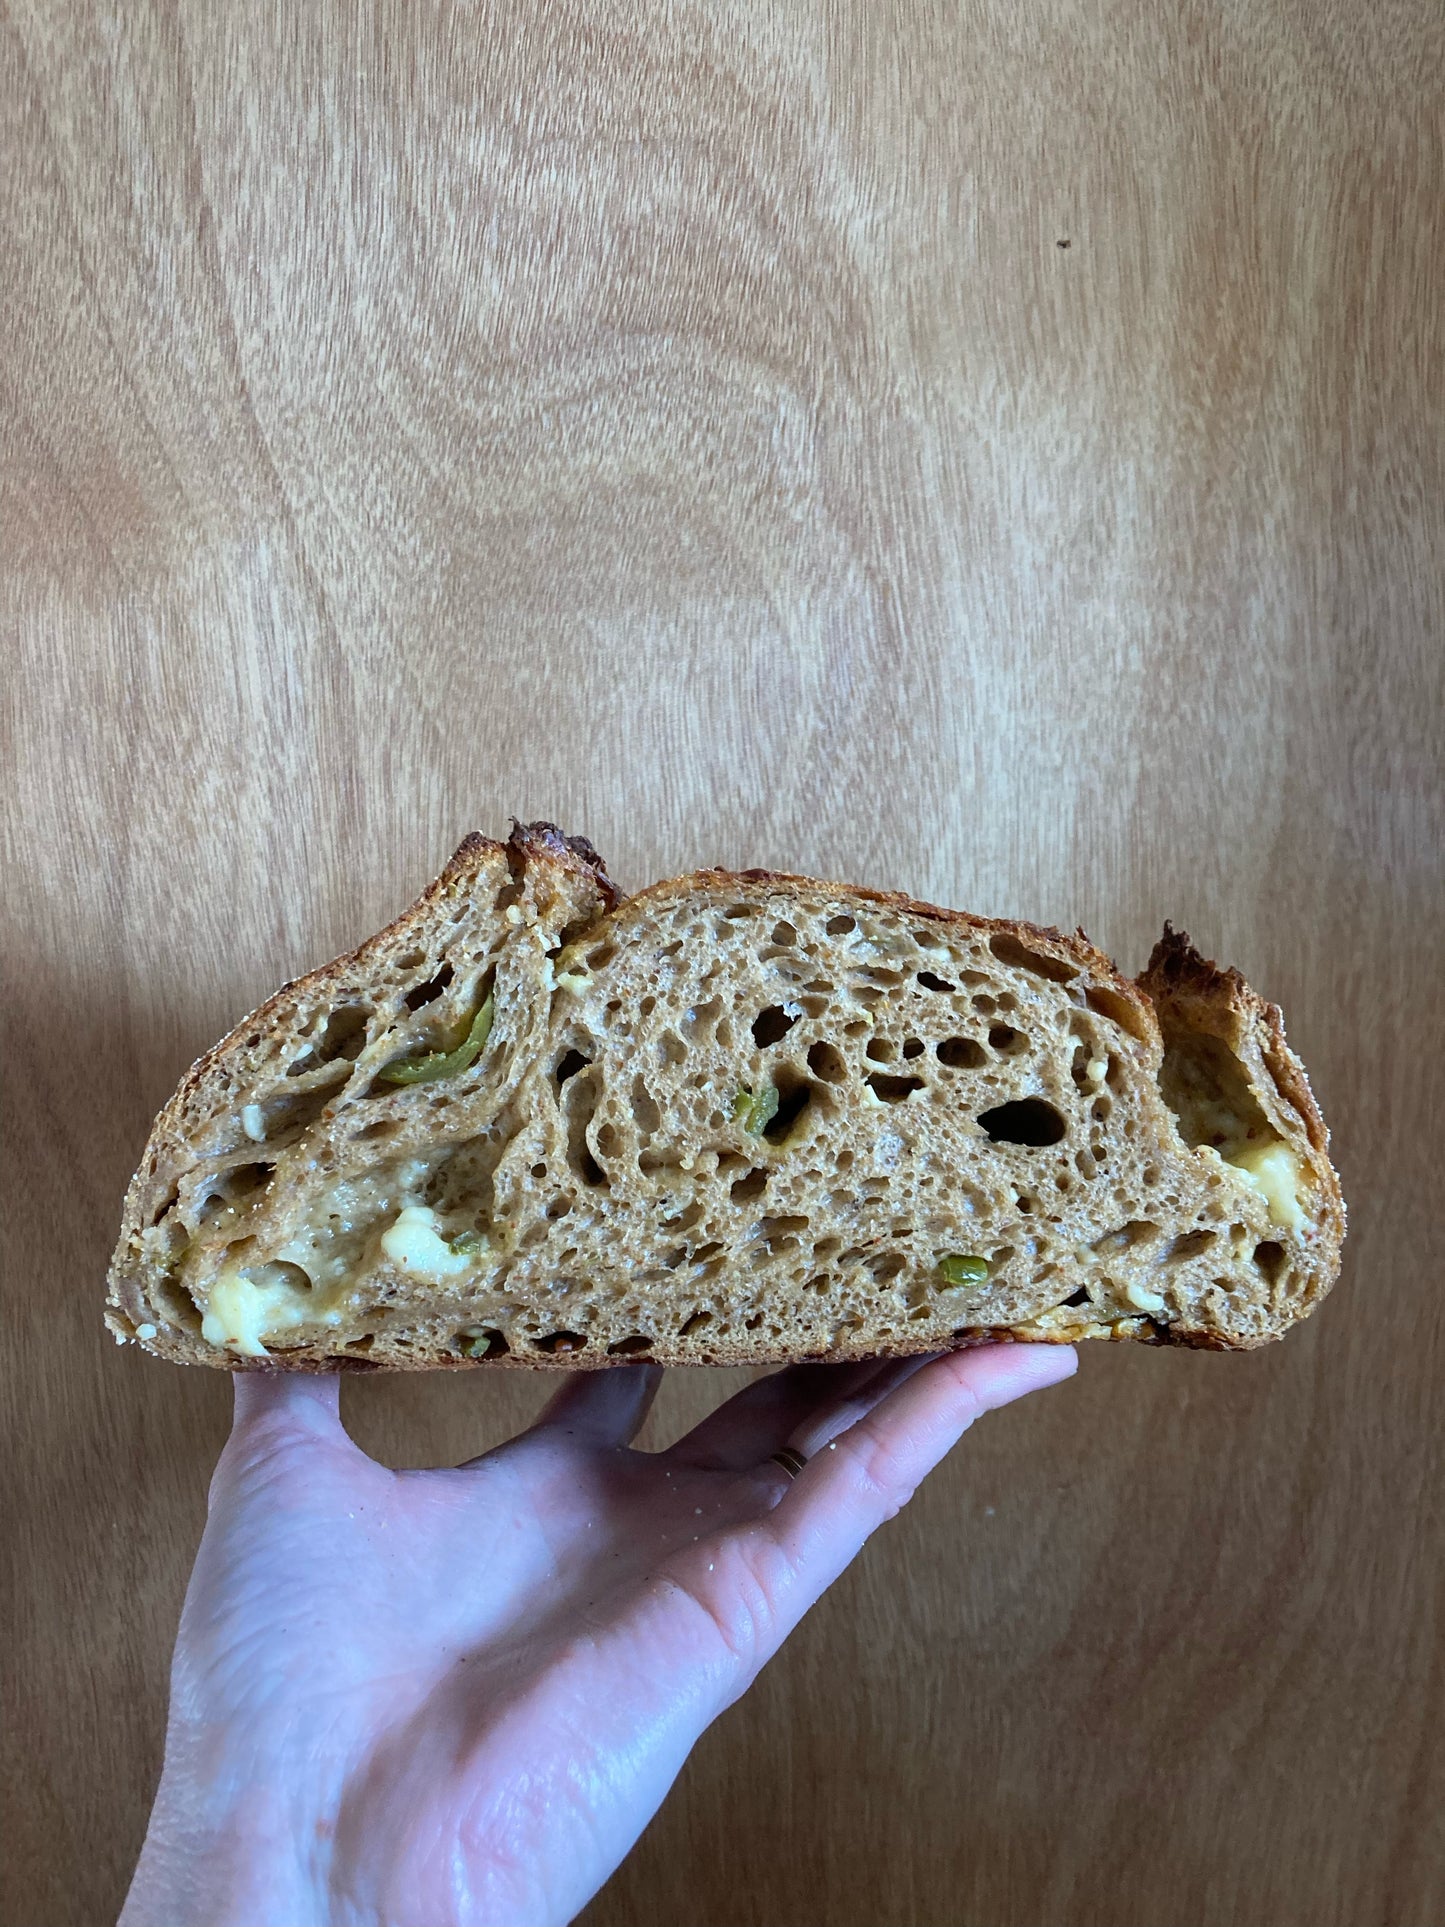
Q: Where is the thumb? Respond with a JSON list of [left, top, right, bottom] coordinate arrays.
[[230, 1366, 342, 1438], [210, 1370, 350, 1511]]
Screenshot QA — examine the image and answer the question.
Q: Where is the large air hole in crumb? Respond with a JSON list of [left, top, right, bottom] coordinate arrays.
[[1092, 1220, 1159, 1256], [555, 1049, 590, 1086], [680, 1311, 713, 1335], [866, 1251, 906, 1284], [608, 1334, 653, 1355], [459, 1329, 509, 1359], [759, 1215, 809, 1244], [535, 1332, 585, 1354], [752, 1005, 799, 1047], [807, 1041, 847, 1083], [901, 1038, 925, 1059], [1158, 1030, 1271, 1151], [865, 1036, 896, 1063], [988, 1024, 1025, 1054], [989, 932, 1078, 984], [405, 962, 454, 1011], [659, 1030, 686, 1067], [1166, 1229, 1216, 1262], [825, 914, 856, 935], [977, 1099, 1066, 1146], [147, 1188, 181, 1229], [252, 1083, 337, 1140], [937, 1036, 986, 1069], [195, 1162, 274, 1221], [154, 1279, 203, 1334], [630, 1076, 662, 1138], [763, 1073, 816, 1144], [564, 1068, 608, 1188], [303, 1004, 371, 1069], [1253, 1240, 1287, 1283], [771, 922, 798, 946], [731, 1167, 768, 1204], [355, 1118, 401, 1143], [662, 1201, 705, 1233], [917, 970, 955, 993], [1063, 1287, 1091, 1307], [683, 998, 721, 1040], [1085, 984, 1148, 1041], [867, 1073, 925, 1103]]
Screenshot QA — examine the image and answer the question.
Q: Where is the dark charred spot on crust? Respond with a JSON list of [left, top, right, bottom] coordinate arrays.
[[509, 820, 619, 908]]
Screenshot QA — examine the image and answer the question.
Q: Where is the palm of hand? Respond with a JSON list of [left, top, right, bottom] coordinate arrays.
[[138, 1347, 1074, 1927]]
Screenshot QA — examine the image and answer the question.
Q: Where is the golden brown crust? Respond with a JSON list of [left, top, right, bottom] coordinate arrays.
[[1141, 924, 1330, 1154], [107, 828, 613, 1350], [107, 839, 1346, 1370], [640, 865, 1157, 1039], [507, 818, 620, 910], [1137, 922, 1346, 1314]]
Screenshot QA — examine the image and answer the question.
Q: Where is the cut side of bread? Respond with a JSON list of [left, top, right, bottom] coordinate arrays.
[[106, 823, 1345, 1369]]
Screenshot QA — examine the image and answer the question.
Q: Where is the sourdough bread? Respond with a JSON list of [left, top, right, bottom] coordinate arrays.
[[106, 824, 1345, 1368]]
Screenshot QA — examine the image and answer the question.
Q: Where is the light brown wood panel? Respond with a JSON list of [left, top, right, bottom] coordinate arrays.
[[3, 3, 1441, 1923]]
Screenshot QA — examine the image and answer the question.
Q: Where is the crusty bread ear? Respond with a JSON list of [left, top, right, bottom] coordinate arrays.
[[107, 828, 1345, 1369]]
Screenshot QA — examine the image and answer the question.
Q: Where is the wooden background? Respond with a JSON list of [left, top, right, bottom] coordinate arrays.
[[4, 3, 1442, 1923]]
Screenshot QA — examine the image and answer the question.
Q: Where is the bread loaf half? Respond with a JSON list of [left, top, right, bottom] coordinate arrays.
[[106, 823, 1345, 1368]]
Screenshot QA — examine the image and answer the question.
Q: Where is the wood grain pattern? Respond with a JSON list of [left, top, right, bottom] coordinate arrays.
[[3, 3, 1442, 1923]]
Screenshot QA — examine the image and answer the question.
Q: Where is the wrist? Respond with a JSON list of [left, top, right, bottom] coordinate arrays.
[[122, 1722, 335, 1927]]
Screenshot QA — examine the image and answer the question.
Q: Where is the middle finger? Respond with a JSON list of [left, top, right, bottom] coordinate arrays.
[[666, 1354, 929, 1472]]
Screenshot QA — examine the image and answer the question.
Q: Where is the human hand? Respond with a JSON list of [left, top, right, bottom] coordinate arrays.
[[122, 1345, 1075, 1927]]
